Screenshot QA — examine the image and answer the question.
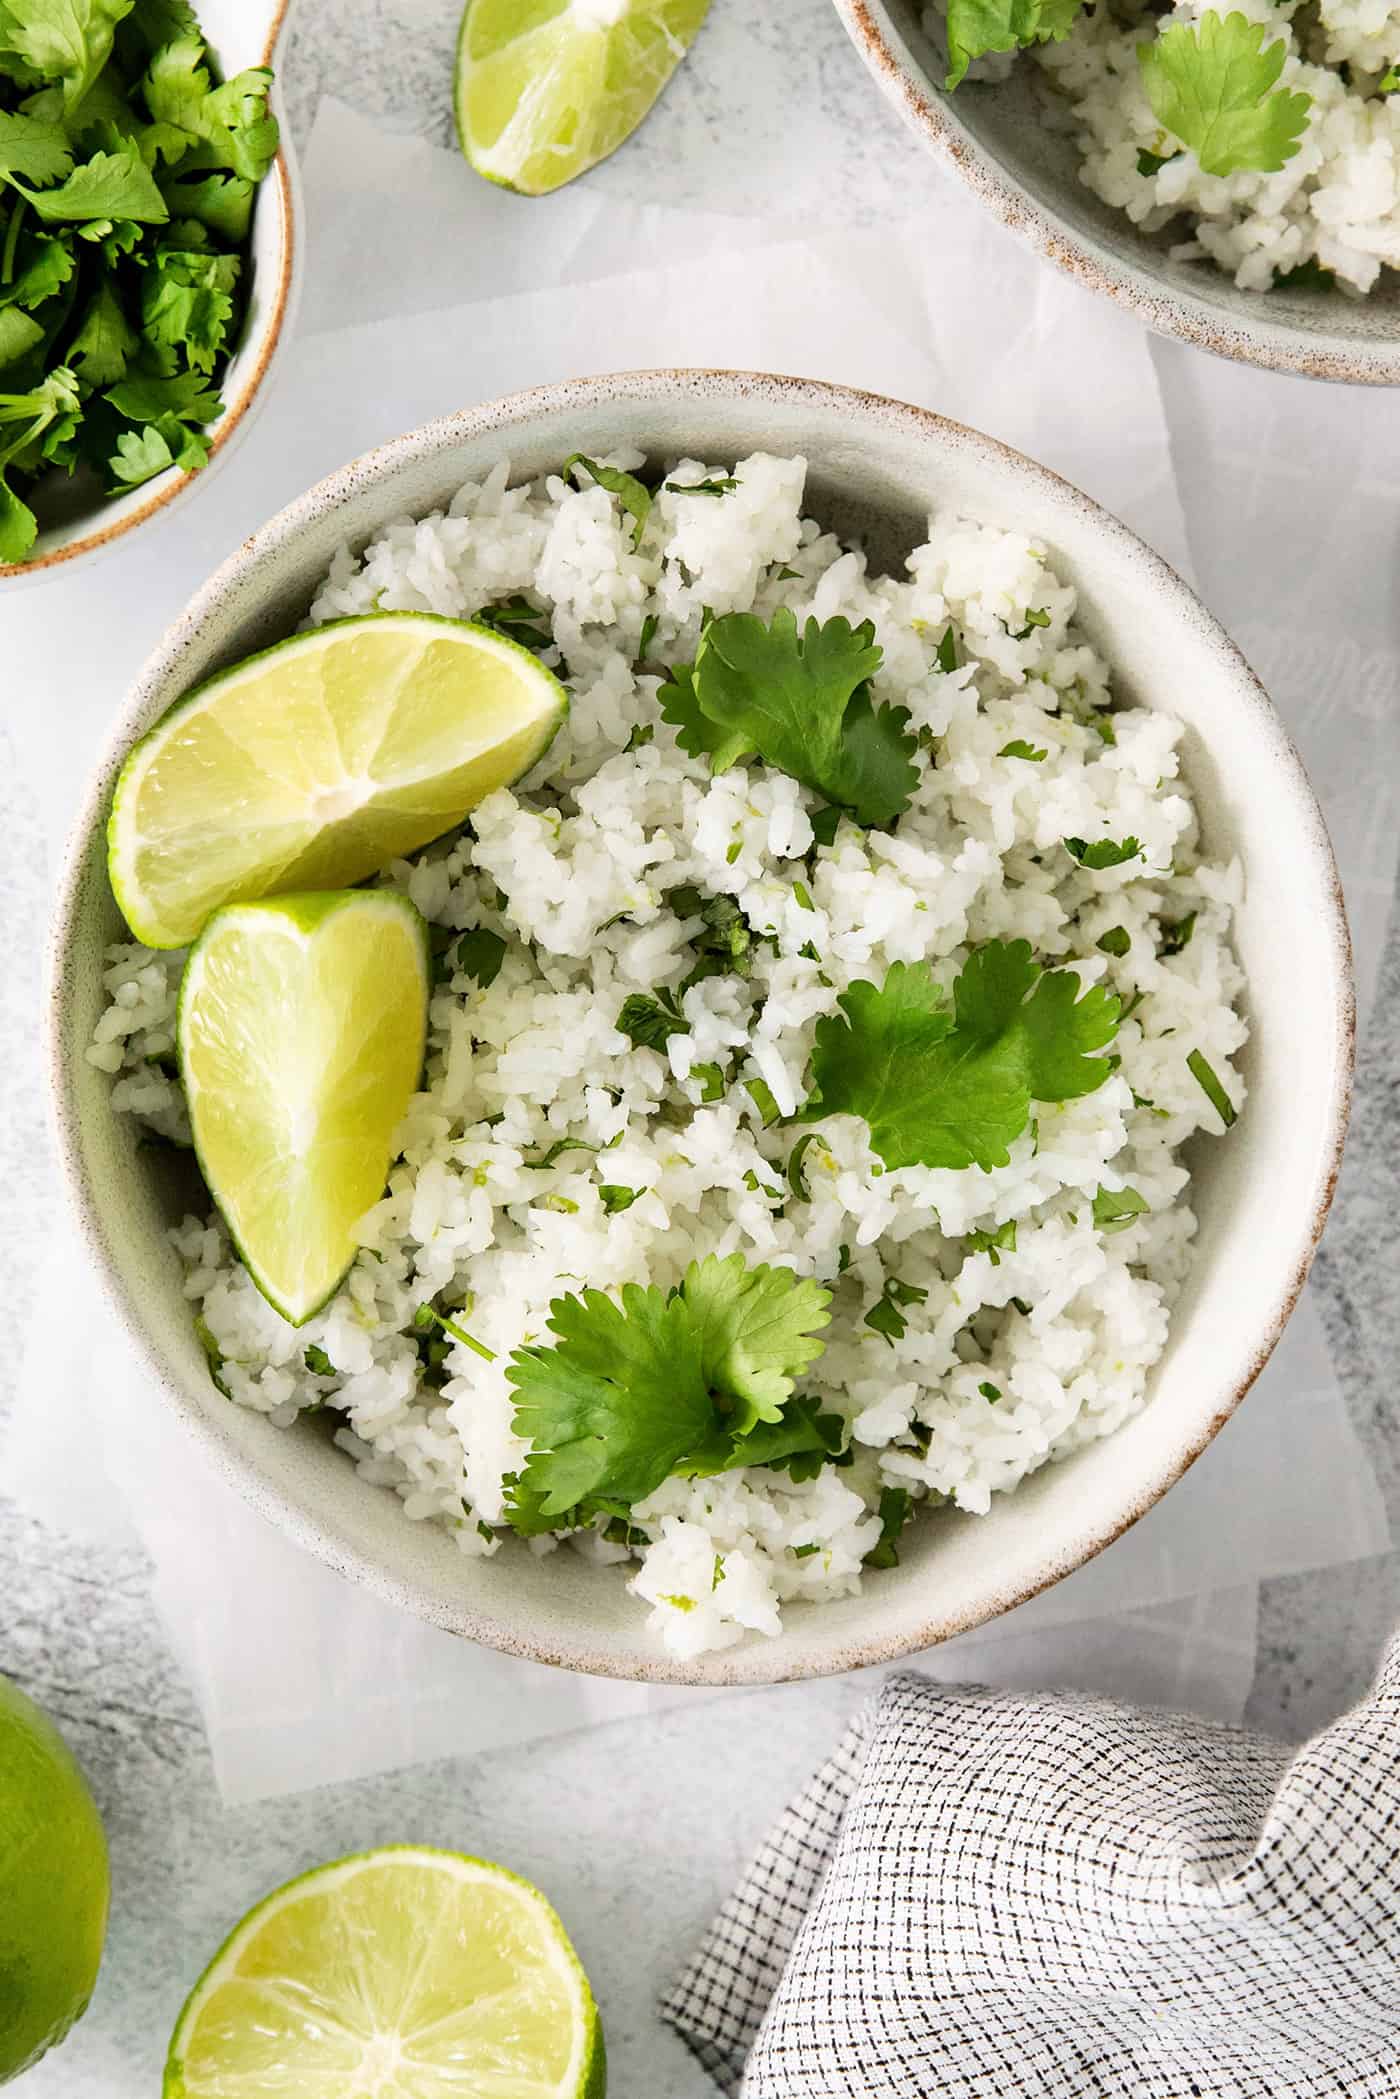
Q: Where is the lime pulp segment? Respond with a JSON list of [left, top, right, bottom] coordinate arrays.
[[109, 612, 567, 949], [178, 891, 429, 1328], [456, 0, 711, 196], [164, 1846, 605, 2099]]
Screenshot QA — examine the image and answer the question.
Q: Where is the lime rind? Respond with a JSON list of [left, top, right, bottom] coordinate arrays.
[[177, 890, 430, 1329], [163, 1845, 604, 2099], [108, 611, 568, 950]]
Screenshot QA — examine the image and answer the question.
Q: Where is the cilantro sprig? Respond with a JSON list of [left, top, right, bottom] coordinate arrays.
[[807, 940, 1121, 1173], [1140, 12, 1312, 178], [504, 1255, 840, 1528], [944, 0, 1085, 90], [660, 608, 918, 827], [0, 1, 278, 563]]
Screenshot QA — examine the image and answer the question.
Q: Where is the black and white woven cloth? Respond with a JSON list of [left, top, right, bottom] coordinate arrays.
[[662, 1656, 1400, 2096]]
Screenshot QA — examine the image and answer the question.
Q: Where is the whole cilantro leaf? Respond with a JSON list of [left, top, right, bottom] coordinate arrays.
[[1065, 834, 1142, 870], [507, 1260, 838, 1524], [680, 1252, 831, 1432], [67, 277, 136, 382], [562, 451, 652, 548], [945, 0, 1084, 89], [0, 230, 75, 310], [666, 607, 917, 827], [1140, 11, 1311, 178], [105, 365, 220, 422], [508, 1284, 714, 1519], [139, 240, 237, 369], [0, 110, 74, 185], [808, 941, 1120, 1172], [163, 169, 252, 242], [142, 39, 278, 182], [13, 144, 167, 223], [0, 0, 132, 109]]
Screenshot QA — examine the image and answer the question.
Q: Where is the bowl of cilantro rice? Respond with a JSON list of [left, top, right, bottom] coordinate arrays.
[[50, 371, 1352, 1681], [0, 0, 298, 578], [834, 0, 1400, 382]]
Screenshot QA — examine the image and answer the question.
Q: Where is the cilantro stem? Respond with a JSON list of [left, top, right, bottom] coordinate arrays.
[[416, 1303, 496, 1362]]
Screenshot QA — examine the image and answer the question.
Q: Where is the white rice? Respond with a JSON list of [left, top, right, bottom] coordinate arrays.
[[91, 450, 1247, 1658], [944, 0, 1400, 294]]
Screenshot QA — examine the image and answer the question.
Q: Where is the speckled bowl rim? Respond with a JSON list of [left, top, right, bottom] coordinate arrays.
[[832, 0, 1400, 387], [0, 0, 301, 583], [48, 370, 1355, 1686]]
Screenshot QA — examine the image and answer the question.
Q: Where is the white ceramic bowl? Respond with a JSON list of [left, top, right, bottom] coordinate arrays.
[[833, 0, 1400, 385], [0, 0, 301, 585], [49, 372, 1354, 1685]]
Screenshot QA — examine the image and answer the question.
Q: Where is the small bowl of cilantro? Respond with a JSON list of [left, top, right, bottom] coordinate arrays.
[[49, 371, 1353, 1682], [0, 0, 296, 577], [834, 0, 1400, 383]]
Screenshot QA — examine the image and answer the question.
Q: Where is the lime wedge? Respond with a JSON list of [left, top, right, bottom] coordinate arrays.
[[456, 0, 711, 196], [164, 1846, 605, 2099], [178, 891, 429, 1327], [110, 612, 567, 950]]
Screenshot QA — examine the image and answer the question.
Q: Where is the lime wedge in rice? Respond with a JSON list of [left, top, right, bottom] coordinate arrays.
[[455, 0, 711, 196], [164, 1846, 605, 2099], [178, 891, 429, 1328], [109, 612, 567, 951]]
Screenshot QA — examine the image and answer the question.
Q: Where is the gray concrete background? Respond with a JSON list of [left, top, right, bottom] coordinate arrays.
[[4, 1, 1400, 2091]]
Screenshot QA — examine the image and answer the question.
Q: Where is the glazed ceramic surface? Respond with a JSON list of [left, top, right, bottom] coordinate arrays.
[[1, 0, 301, 585], [49, 372, 1354, 1684], [834, 0, 1400, 384]]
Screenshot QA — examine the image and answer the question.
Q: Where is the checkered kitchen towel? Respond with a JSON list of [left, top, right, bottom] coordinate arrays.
[[661, 1655, 1400, 2096]]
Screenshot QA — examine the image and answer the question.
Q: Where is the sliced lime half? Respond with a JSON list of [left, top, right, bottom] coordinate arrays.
[[178, 891, 429, 1327], [110, 612, 567, 950], [164, 1846, 605, 2099], [456, 0, 711, 197]]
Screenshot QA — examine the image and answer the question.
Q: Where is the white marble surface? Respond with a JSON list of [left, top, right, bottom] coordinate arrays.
[[5, 1, 1400, 2092]]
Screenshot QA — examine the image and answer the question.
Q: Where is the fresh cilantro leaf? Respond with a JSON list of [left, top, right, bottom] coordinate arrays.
[[945, 0, 1084, 88], [1159, 910, 1196, 956], [864, 1274, 927, 1346], [0, 110, 74, 185], [664, 475, 737, 496], [142, 39, 278, 181], [506, 1261, 833, 1521], [678, 890, 754, 989], [1188, 1048, 1238, 1128], [304, 1343, 336, 1376], [617, 987, 685, 1051], [965, 1218, 1017, 1265], [1009, 607, 1051, 639], [979, 1381, 1002, 1402], [792, 1540, 821, 1559], [1065, 835, 1143, 870], [1137, 147, 1182, 176], [14, 145, 167, 223], [679, 1252, 831, 1432], [107, 417, 193, 486], [808, 942, 1120, 1173], [523, 1135, 599, 1169], [562, 451, 651, 548], [454, 928, 508, 988], [1, 230, 74, 309], [139, 241, 238, 370], [598, 1183, 641, 1214], [1092, 1185, 1149, 1235], [164, 169, 253, 242], [864, 1486, 912, 1568], [662, 608, 917, 827], [702, 1392, 846, 1481], [1140, 11, 1312, 178], [1097, 925, 1131, 957], [1273, 258, 1336, 291], [999, 739, 1048, 762], [935, 623, 960, 673], [637, 610, 658, 661], [0, 306, 40, 367], [0, 364, 79, 558], [809, 803, 842, 848], [67, 278, 136, 382], [0, 0, 131, 109]]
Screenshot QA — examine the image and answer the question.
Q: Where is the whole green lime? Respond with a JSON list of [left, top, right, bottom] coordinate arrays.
[[0, 1675, 110, 2082]]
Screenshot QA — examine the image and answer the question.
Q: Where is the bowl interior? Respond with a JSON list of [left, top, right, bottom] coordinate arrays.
[[52, 375, 1352, 1685], [843, 0, 1400, 382]]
